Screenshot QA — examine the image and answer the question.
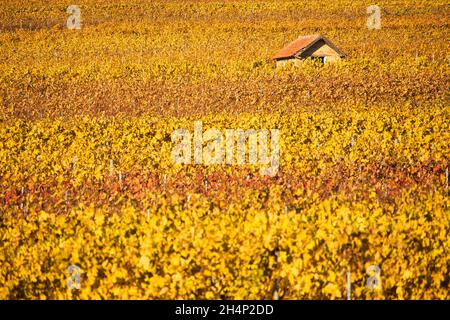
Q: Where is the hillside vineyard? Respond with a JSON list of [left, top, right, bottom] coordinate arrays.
[[0, 0, 448, 299]]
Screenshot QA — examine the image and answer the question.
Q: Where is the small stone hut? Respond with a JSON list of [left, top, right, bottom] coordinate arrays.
[[272, 34, 346, 67]]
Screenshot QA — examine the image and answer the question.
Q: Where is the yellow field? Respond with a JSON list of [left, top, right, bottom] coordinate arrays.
[[0, 0, 449, 299]]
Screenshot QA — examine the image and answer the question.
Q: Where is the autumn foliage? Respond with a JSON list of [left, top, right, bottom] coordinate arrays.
[[0, 0, 449, 299]]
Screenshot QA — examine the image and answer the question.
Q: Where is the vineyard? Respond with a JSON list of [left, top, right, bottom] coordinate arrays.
[[0, 0, 449, 299]]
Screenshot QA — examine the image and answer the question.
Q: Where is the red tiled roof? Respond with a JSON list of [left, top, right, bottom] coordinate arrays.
[[272, 34, 321, 60]]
